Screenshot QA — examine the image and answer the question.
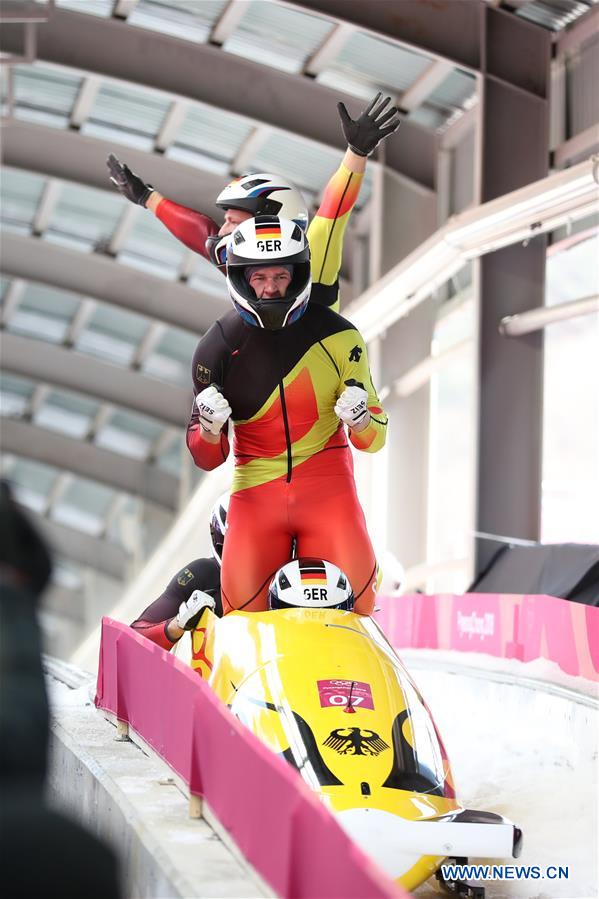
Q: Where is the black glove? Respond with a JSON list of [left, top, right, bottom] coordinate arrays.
[[337, 92, 401, 157], [106, 153, 153, 207]]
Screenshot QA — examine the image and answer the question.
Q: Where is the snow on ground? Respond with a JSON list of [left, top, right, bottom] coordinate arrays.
[[405, 651, 598, 899]]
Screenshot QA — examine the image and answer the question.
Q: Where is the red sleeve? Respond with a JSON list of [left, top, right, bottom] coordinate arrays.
[[155, 198, 219, 260], [186, 423, 230, 470], [130, 620, 176, 651]]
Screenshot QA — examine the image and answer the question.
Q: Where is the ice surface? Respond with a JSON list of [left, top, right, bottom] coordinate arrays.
[[406, 651, 598, 899]]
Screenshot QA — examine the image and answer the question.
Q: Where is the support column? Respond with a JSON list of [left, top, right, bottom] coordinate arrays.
[[475, 7, 551, 569]]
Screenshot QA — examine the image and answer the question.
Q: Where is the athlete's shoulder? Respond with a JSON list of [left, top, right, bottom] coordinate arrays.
[[304, 302, 358, 336]]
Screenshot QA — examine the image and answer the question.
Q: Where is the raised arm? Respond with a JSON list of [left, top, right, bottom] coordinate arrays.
[[308, 94, 401, 311], [106, 154, 218, 260]]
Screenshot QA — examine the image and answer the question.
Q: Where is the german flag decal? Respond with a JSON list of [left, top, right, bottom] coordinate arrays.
[[299, 559, 327, 586], [255, 222, 281, 240]]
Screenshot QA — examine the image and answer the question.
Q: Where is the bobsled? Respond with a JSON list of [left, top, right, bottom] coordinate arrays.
[[184, 602, 521, 894]]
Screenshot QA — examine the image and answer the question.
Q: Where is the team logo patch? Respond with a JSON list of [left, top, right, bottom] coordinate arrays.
[[323, 727, 389, 756], [349, 345, 362, 363], [196, 364, 211, 385], [177, 568, 194, 587]]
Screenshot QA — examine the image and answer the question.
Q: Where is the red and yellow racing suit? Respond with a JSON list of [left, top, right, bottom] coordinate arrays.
[[155, 162, 363, 313], [186, 303, 387, 615]]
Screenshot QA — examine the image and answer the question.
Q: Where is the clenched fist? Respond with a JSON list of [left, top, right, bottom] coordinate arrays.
[[195, 385, 231, 436], [334, 385, 370, 430]]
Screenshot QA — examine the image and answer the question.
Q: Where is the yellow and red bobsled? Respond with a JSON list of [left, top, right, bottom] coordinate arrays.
[[185, 607, 521, 892]]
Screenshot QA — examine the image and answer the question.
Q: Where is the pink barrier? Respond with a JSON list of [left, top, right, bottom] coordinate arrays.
[[95, 619, 406, 899], [375, 593, 599, 681]]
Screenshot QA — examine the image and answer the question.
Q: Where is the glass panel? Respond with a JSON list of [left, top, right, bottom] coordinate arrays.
[[541, 225, 599, 542], [56, 0, 113, 17], [170, 104, 253, 166], [223, 2, 335, 74], [322, 31, 432, 95], [82, 82, 171, 150], [34, 389, 99, 439], [76, 304, 150, 366], [129, 0, 229, 42], [53, 477, 115, 536], [52, 559, 84, 591], [45, 183, 124, 251], [316, 69, 378, 103], [142, 326, 198, 385], [6, 459, 58, 514], [427, 70, 476, 114], [251, 132, 339, 195], [408, 106, 447, 130], [9, 282, 80, 343], [156, 434, 184, 476], [187, 253, 229, 298], [95, 409, 164, 460], [0, 167, 46, 233], [12, 65, 82, 128], [118, 212, 187, 278], [0, 276, 9, 302], [0, 373, 35, 417]]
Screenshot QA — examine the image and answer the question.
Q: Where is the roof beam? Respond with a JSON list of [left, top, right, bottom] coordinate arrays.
[[41, 473, 72, 518], [155, 99, 189, 153], [399, 60, 454, 113], [1, 231, 226, 334], [131, 321, 167, 369], [112, 0, 140, 19], [26, 509, 130, 579], [210, 0, 249, 45], [2, 418, 180, 510], [0, 6, 435, 187], [0, 331, 190, 427], [69, 75, 101, 129], [230, 126, 272, 177], [64, 298, 97, 346], [0, 278, 26, 327], [556, 4, 599, 58], [289, 0, 482, 71], [32, 178, 62, 235], [1, 118, 227, 214], [108, 203, 139, 255], [303, 21, 355, 76]]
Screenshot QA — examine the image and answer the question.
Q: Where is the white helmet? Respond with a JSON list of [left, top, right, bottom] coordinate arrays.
[[216, 173, 309, 230], [268, 558, 355, 611], [226, 216, 311, 330]]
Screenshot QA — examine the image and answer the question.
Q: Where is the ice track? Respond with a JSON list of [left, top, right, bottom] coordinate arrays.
[[404, 650, 598, 899]]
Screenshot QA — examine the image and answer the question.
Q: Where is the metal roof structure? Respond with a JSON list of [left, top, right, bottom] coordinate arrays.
[[1, 0, 596, 648]]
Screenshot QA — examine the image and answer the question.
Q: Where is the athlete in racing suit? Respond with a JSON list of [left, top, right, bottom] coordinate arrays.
[[187, 218, 387, 616], [107, 93, 401, 313], [130, 496, 228, 649]]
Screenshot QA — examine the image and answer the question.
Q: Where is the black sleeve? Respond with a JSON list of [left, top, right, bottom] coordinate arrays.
[[131, 558, 222, 624]]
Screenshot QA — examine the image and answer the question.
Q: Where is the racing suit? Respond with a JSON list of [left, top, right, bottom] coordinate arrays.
[[155, 161, 363, 313], [130, 558, 221, 650], [186, 302, 387, 615]]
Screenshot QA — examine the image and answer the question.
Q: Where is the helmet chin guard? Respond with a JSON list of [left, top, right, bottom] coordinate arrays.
[[226, 216, 311, 330]]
